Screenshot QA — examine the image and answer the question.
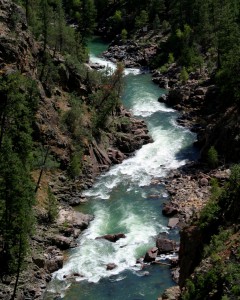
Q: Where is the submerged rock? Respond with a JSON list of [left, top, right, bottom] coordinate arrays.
[[96, 233, 126, 243], [106, 263, 117, 270]]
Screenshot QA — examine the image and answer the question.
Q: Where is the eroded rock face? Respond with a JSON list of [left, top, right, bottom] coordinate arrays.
[[178, 225, 203, 287], [102, 41, 158, 67]]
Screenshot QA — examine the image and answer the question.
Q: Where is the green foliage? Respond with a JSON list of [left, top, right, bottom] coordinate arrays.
[[135, 10, 148, 29], [121, 28, 128, 42], [0, 73, 39, 273], [68, 151, 83, 179], [63, 95, 84, 143], [159, 64, 168, 74], [207, 146, 219, 168], [204, 229, 231, 257], [46, 186, 58, 223], [182, 226, 240, 300], [168, 53, 175, 64], [38, 54, 60, 87], [90, 63, 124, 134], [32, 145, 60, 170], [162, 20, 170, 32], [198, 198, 220, 229], [109, 10, 123, 35], [180, 67, 189, 83], [153, 14, 161, 32]]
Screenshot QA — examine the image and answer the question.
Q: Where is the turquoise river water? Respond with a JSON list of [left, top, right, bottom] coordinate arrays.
[[44, 38, 197, 300]]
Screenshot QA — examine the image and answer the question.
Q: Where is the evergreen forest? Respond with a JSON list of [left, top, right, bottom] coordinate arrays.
[[0, 0, 239, 299]]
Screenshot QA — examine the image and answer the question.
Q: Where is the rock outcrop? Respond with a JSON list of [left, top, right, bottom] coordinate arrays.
[[103, 40, 158, 67]]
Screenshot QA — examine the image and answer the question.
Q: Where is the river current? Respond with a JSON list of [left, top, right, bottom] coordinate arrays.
[[44, 38, 197, 300]]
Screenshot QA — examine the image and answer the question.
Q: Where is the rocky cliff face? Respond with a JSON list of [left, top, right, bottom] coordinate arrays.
[[0, 1, 154, 298]]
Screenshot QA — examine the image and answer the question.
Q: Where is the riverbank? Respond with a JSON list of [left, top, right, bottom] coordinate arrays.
[[0, 3, 155, 298], [101, 33, 237, 300]]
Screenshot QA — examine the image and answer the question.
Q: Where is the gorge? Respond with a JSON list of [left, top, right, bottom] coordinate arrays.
[[44, 38, 197, 299], [0, 1, 239, 299]]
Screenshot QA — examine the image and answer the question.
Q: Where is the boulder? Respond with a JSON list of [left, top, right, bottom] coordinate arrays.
[[158, 94, 167, 103], [199, 177, 209, 186], [45, 255, 63, 273], [162, 204, 178, 217], [68, 197, 81, 206], [50, 235, 73, 250], [32, 255, 45, 268], [96, 233, 126, 243], [88, 62, 104, 70], [58, 209, 94, 230], [194, 87, 206, 96], [108, 148, 126, 164], [159, 286, 181, 300], [156, 236, 177, 254], [168, 218, 179, 229], [106, 263, 117, 270], [144, 247, 158, 262]]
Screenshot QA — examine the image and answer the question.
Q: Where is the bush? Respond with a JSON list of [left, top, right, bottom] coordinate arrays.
[[207, 146, 219, 168], [168, 53, 175, 64], [68, 151, 83, 179], [46, 186, 58, 223], [121, 28, 128, 42], [180, 66, 189, 83]]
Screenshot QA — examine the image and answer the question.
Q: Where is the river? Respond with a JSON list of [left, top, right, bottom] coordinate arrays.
[[44, 37, 197, 300]]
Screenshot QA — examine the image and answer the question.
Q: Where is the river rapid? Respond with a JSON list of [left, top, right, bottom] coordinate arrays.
[[44, 38, 197, 300]]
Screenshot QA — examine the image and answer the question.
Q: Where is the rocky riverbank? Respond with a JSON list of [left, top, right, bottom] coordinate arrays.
[[0, 106, 153, 300], [101, 34, 239, 300], [0, 2, 154, 299]]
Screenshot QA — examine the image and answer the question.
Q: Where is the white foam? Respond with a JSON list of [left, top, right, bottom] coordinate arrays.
[[47, 54, 195, 296], [131, 96, 174, 117], [90, 55, 116, 72], [89, 54, 141, 76]]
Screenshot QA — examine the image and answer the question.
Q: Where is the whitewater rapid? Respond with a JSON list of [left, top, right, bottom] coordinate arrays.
[[45, 51, 196, 298]]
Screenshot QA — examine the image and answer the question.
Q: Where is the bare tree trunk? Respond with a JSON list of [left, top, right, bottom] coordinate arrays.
[[11, 235, 23, 300], [35, 146, 50, 193]]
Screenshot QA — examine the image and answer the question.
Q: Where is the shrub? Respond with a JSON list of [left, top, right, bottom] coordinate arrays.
[[180, 66, 189, 83], [198, 199, 220, 229], [207, 146, 219, 168], [46, 186, 58, 223], [168, 53, 175, 64], [121, 28, 128, 42], [68, 151, 83, 179]]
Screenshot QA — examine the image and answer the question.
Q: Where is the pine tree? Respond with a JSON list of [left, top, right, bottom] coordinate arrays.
[[0, 73, 38, 278]]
